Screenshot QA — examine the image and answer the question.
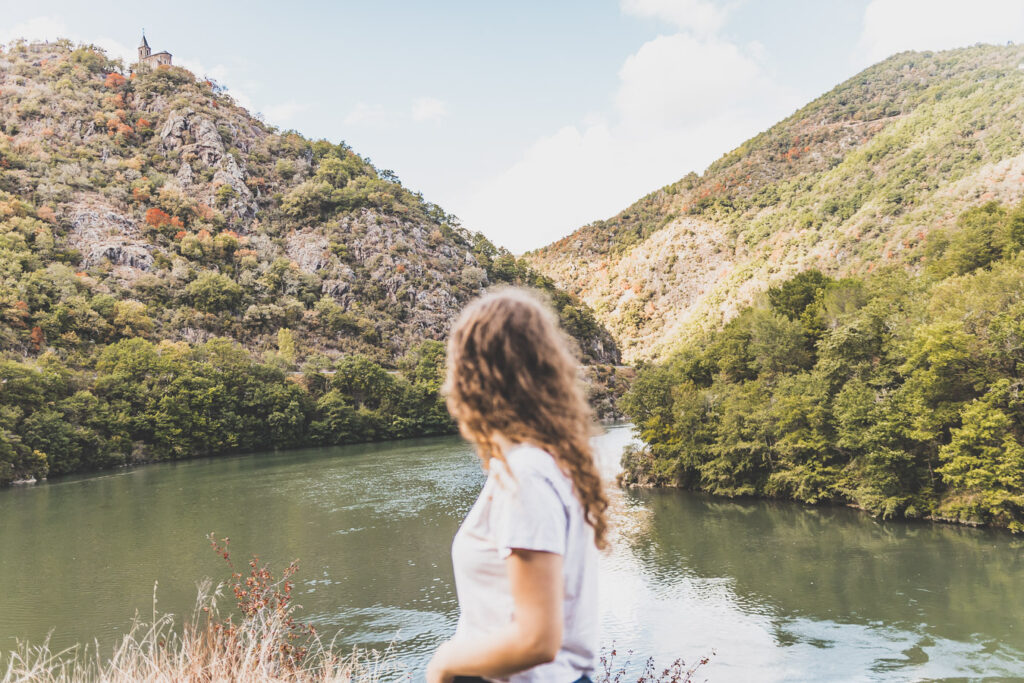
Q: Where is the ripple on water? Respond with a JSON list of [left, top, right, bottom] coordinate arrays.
[[1, 426, 1022, 681]]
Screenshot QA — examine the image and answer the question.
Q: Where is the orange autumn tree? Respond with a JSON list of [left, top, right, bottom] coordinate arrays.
[[30, 326, 45, 351], [145, 207, 172, 228]]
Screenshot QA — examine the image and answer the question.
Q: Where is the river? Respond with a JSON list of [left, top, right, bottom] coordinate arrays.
[[1, 425, 1022, 681]]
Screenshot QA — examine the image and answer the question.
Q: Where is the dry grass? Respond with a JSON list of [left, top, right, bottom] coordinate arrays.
[[598, 646, 712, 683], [2, 537, 707, 682], [1, 535, 407, 683], [1, 582, 403, 682]]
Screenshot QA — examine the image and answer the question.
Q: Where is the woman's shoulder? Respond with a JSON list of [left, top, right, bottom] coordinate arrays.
[[502, 444, 574, 502], [504, 443, 558, 474]]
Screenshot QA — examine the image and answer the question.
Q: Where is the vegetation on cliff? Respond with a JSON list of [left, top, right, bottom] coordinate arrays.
[[620, 200, 1024, 531], [0, 39, 620, 483], [528, 44, 1024, 361]]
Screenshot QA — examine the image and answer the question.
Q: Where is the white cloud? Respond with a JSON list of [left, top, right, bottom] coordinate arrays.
[[0, 16, 70, 46], [261, 101, 308, 126], [621, 0, 728, 35], [343, 101, 391, 126], [343, 97, 449, 128], [456, 108, 782, 254], [0, 16, 135, 64], [457, 121, 618, 251], [453, 1, 798, 253], [616, 33, 762, 126], [858, 0, 1024, 64], [411, 96, 449, 122]]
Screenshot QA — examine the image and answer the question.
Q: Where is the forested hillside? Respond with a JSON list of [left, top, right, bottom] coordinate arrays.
[[528, 44, 1024, 361], [620, 199, 1024, 531], [525, 43, 1024, 532], [0, 39, 621, 484]]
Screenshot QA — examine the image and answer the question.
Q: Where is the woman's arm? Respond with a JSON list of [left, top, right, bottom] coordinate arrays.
[[427, 549, 564, 683]]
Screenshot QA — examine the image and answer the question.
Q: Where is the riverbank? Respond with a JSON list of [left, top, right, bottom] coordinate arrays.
[[618, 441, 1022, 535], [1, 335, 630, 487], [618, 247, 1024, 535]]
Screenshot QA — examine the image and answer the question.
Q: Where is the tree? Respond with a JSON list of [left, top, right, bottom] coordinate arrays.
[[309, 391, 359, 445], [215, 183, 237, 207], [186, 272, 244, 313], [281, 180, 332, 218], [103, 72, 126, 89], [331, 354, 397, 412], [276, 328, 297, 367], [145, 207, 172, 228], [112, 300, 154, 337], [927, 202, 1010, 276], [937, 380, 1024, 530], [767, 269, 831, 321]]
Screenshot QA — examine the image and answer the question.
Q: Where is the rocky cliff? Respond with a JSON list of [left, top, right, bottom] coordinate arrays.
[[0, 39, 618, 366]]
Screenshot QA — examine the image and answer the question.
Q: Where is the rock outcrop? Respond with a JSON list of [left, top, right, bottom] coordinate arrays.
[[160, 108, 257, 220], [67, 202, 155, 272]]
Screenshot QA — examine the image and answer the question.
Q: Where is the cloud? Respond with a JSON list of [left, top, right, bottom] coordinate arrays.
[[346, 96, 450, 126], [261, 101, 308, 126], [456, 107, 782, 254], [343, 97, 449, 128], [616, 33, 762, 126], [0, 16, 136, 64], [858, 0, 1024, 64], [621, 0, 728, 35], [343, 101, 391, 126], [0, 16, 70, 46], [411, 97, 449, 122], [453, 1, 798, 253]]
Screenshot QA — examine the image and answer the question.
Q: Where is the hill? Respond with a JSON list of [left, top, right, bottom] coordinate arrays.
[[619, 199, 1024, 531], [0, 39, 617, 364], [527, 44, 1024, 361], [0, 39, 621, 484]]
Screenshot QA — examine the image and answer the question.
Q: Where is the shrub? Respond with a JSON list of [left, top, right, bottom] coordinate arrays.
[[103, 72, 126, 89], [215, 183, 237, 207], [186, 271, 244, 313], [275, 158, 297, 180], [144, 207, 172, 228]]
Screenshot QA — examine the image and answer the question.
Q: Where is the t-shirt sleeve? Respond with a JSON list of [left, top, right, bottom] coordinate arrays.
[[492, 468, 569, 559]]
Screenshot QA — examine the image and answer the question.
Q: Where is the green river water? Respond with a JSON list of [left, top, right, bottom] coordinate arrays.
[[1, 425, 1022, 681]]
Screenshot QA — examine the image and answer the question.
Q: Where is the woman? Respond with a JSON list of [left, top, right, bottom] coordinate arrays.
[[426, 288, 609, 683]]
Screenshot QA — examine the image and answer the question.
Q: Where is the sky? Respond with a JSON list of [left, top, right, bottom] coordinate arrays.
[[3, 0, 1024, 253]]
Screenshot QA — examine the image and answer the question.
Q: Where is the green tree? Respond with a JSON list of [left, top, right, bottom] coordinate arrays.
[[767, 269, 831, 321], [186, 272, 244, 313], [937, 380, 1024, 531]]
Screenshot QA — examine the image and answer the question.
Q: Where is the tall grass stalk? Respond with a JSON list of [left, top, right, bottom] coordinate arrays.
[[1, 538, 404, 683], [2, 537, 708, 682], [1, 582, 400, 682]]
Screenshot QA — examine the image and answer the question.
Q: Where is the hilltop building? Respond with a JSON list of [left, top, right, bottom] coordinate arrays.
[[137, 33, 172, 69]]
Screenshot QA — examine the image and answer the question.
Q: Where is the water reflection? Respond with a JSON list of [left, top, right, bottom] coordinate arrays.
[[603, 430, 1024, 680], [0, 427, 1021, 681]]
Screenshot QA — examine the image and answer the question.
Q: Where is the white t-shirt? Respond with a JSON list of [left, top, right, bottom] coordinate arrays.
[[451, 444, 598, 683]]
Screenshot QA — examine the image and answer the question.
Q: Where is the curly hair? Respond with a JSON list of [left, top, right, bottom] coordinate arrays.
[[444, 287, 609, 549]]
